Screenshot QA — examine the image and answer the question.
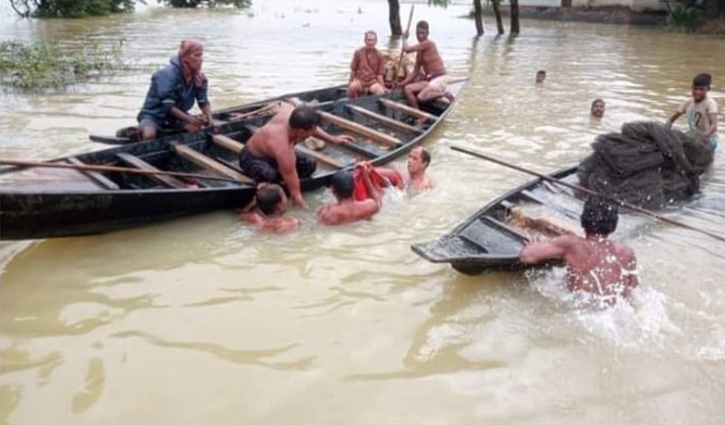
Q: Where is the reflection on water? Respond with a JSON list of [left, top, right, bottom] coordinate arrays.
[[1, 0, 725, 423]]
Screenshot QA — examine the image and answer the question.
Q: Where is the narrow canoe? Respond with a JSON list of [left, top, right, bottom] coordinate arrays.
[[0, 79, 468, 240], [411, 165, 581, 275]]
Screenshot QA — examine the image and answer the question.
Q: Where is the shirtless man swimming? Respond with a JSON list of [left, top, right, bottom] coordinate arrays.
[[397, 21, 453, 111], [239, 183, 300, 234], [317, 164, 382, 226], [239, 104, 353, 209], [347, 31, 387, 98], [519, 196, 638, 304]]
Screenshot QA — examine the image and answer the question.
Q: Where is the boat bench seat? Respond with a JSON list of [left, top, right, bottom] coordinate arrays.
[[115, 153, 188, 189], [458, 217, 525, 255]]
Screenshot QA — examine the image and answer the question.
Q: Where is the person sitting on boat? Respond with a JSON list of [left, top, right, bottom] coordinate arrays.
[[318, 166, 382, 226], [347, 31, 387, 99], [239, 183, 300, 233], [519, 195, 639, 305], [136, 39, 215, 141], [240, 103, 354, 209], [396, 21, 454, 113]]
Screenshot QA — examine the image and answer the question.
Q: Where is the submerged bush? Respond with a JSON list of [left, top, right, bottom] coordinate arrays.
[[0, 40, 128, 91]]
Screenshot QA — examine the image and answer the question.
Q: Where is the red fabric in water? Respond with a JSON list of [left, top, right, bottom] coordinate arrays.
[[353, 167, 403, 200]]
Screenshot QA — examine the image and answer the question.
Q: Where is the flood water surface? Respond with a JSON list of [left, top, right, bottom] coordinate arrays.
[[1, 1, 725, 424]]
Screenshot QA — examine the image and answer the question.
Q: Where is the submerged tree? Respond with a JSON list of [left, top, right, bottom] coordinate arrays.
[[510, 0, 520, 34], [492, 0, 504, 35], [472, 0, 484, 36], [388, 0, 402, 36]]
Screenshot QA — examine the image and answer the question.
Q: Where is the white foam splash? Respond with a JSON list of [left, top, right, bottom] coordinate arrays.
[[526, 267, 680, 349]]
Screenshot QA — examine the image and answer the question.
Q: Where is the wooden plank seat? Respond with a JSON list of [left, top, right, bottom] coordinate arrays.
[[115, 153, 187, 189], [65, 157, 119, 190], [317, 111, 402, 148], [212, 134, 245, 154], [172, 144, 253, 184], [379, 98, 437, 123], [346, 105, 423, 135]]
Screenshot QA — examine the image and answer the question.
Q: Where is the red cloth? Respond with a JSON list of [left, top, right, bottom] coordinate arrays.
[[353, 167, 403, 201], [178, 39, 205, 88]]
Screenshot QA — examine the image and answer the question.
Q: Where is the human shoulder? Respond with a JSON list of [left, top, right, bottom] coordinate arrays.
[[678, 97, 693, 113], [705, 96, 718, 113]]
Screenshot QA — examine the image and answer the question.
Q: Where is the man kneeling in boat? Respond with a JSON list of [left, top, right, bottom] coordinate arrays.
[[240, 104, 354, 209], [240, 183, 300, 233], [519, 196, 639, 304], [318, 165, 382, 226], [137, 39, 216, 141]]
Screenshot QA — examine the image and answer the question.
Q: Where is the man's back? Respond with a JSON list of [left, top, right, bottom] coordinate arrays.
[[317, 199, 379, 226], [558, 235, 638, 299]]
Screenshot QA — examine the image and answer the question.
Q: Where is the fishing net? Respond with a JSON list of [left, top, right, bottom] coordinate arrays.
[[577, 121, 714, 209]]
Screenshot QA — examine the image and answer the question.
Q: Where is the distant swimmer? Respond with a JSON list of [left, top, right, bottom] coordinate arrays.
[[535, 69, 546, 84], [239, 184, 300, 234], [519, 195, 638, 305], [590, 98, 605, 119]]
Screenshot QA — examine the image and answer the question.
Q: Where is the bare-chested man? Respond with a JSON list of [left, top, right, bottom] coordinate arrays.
[[317, 165, 382, 226], [397, 21, 454, 111], [239, 104, 354, 209], [406, 146, 432, 190], [519, 196, 638, 304], [239, 183, 300, 234], [348, 31, 387, 99]]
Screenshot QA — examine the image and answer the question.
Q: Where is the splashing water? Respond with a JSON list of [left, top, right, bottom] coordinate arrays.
[[526, 267, 680, 349]]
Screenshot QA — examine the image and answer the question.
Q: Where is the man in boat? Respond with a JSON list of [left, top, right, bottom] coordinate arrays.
[[318, 166, 382, 226], [396, 21, 454, 112], [240, 103, 354, 209], [519, 195, 639, 304], [137, 39, 215, 141], [347, 31, 387, 98], [239, 183, 300, 233]]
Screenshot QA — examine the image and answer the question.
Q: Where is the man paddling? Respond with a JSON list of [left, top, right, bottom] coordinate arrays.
[[239, 103, 353, 209], [519, 195, 639, 304], [397, 21, 454, 113]]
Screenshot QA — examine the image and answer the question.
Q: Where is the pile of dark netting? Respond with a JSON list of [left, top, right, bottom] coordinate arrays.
[[578, 122, 714, 209]]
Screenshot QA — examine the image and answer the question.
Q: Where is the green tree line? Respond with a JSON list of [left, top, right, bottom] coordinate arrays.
[[9, 0, 251, 18]]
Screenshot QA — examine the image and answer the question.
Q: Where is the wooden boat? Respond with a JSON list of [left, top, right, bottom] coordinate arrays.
[[411, 165, 582, 275], [89, 84, 351, 145], [0, 79, 468, 240]]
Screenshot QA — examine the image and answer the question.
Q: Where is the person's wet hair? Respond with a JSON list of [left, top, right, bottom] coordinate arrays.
[[289, 106, 321, 130], [537, 70, 546, 76], [257, 184, 283, 215], [591, 98, 604, 108], [420, 148, 431, 167], [417, 20, 429, 31], [581, 195, 618, 236], [364, 30, 377, 39], [331, 171, 355, 199], [692, 73, 712, 88]]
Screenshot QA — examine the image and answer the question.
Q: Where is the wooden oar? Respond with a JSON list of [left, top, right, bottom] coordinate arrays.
[[0, 159, 246, 184], [450, 144, 725, 243], [395, 5, 415, 78]]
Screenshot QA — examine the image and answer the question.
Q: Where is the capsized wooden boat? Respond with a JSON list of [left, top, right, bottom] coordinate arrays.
[[1, 79, 468, 240], [89, 84, 351, 145], [411, 165, 583, 275]]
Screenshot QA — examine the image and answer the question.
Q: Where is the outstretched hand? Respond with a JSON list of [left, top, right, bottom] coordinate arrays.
[[334, 135, 355, 145]]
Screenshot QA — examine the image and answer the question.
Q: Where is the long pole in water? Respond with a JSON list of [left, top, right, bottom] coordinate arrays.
[[450, 144, 725, 243], [0, 159, 245, 184], [396, 5, 415, 76]]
